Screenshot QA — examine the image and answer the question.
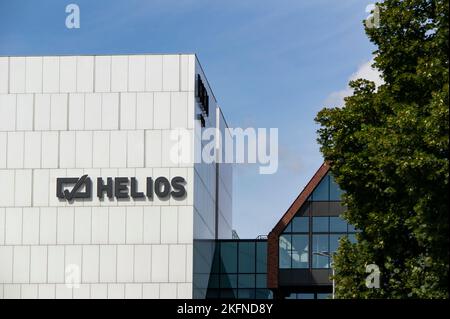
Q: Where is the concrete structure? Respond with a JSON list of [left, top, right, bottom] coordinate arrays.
[[0, 54, 232, 299]]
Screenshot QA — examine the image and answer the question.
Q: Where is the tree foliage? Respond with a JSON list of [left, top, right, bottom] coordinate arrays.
[[315, 0, 448, 298]]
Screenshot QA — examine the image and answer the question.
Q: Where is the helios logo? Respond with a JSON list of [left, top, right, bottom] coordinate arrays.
[[56, 175, 186, 202], [57, 174, 92, 201]]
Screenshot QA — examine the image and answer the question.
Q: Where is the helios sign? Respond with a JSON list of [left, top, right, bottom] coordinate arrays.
[[56, 175, 186, 202]]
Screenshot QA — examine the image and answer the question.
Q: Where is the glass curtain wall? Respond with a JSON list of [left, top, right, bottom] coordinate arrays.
[[279, 172, 358, 270], [206, 240, 272, 299]]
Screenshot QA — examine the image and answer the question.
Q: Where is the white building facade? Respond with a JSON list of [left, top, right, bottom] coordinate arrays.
[[0, 54, 232, 299]]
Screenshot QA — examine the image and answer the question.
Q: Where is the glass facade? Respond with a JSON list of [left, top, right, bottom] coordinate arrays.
[[279, 172, 358, 270], [193, 240, 217, 299], [286, 292, 332, 299], [206, 240, 272, 299]]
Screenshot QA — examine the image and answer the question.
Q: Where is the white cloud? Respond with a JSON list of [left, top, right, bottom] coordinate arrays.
[[324, 59, 383, 107], [350, 59, 384, 86]]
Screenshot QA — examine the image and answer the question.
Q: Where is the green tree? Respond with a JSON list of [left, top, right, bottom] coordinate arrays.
[[315, 0, 448, 298]]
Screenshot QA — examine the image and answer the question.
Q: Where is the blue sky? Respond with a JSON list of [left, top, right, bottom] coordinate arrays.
[[0, 0, 377, 238]]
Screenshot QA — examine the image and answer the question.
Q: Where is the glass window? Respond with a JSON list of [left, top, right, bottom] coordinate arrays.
[[317, 293, 332, 299], [220, 289, 237, 299], [256, 274, 266, 289], [220, 242, 238, 273], [287, 293, 315, 299], [194, 243, 213, 274], [208, 274, 220, 289], [279, 235, 292, 268], [238, 242, 255, 273], [211, 247, 221, 274], [312, 174, 329, 201], [329, 174, 344, 201], [312, 234, 330, 268], [205, 289, 220, 299], [291, 235, 309, 268], [313, 255, 330, 268], [330, 216, 347, 232], [238, 274, 255, 289], [220, 274, 237, 289], [330, 234, 346, 253], [238, 289, 256, 299], [297, 202, 310, 217], [329, 202, 346, 215], [292, 216, 309, 232], [256, 241, 267, 273], [313, 217, 329, 232], [256, 289, 272, 299], [283, 221, 292, 233], [311, 201, 329, 215], [279, 234, 292, 250], [193, 273, 210, 289]]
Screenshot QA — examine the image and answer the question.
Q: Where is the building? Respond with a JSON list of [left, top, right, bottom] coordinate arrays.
[[0, 54, 353, 300], [0, 54, 232, 299], [267, 162, 357, 299], [205, 163, 356, 299]]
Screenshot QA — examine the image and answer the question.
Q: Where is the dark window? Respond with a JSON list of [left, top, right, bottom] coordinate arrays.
[[287, 293, 315, 299], [238, 274, 255, 288], [211, 246, 221, 273], [238, 242, 255, 273], [208, 274, 220, 289], [220, 274, 237, 289], [220, 242, 237, 273], [205, 289, 219, 299], [206, 239, 270, 300], [313, 216, 329, 232], [330, 234, 346, 253], [292, 216, 309, 232], [311, 201, 329, 215], [312, 174, 329, 201], [256, 274, 267, 288], [329, 174, 343, 201], [283, 221, 292, 233], [330, 216, 347, 232], [220, 289, 237, 299], [329, 201, 347, 215], [256, 241, 267, 273], [238, 289, 256, 299], [256, 289, 272, 299]]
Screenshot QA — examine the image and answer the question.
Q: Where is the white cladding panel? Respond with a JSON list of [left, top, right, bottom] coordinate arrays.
[[0, 54, 231, 299]]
